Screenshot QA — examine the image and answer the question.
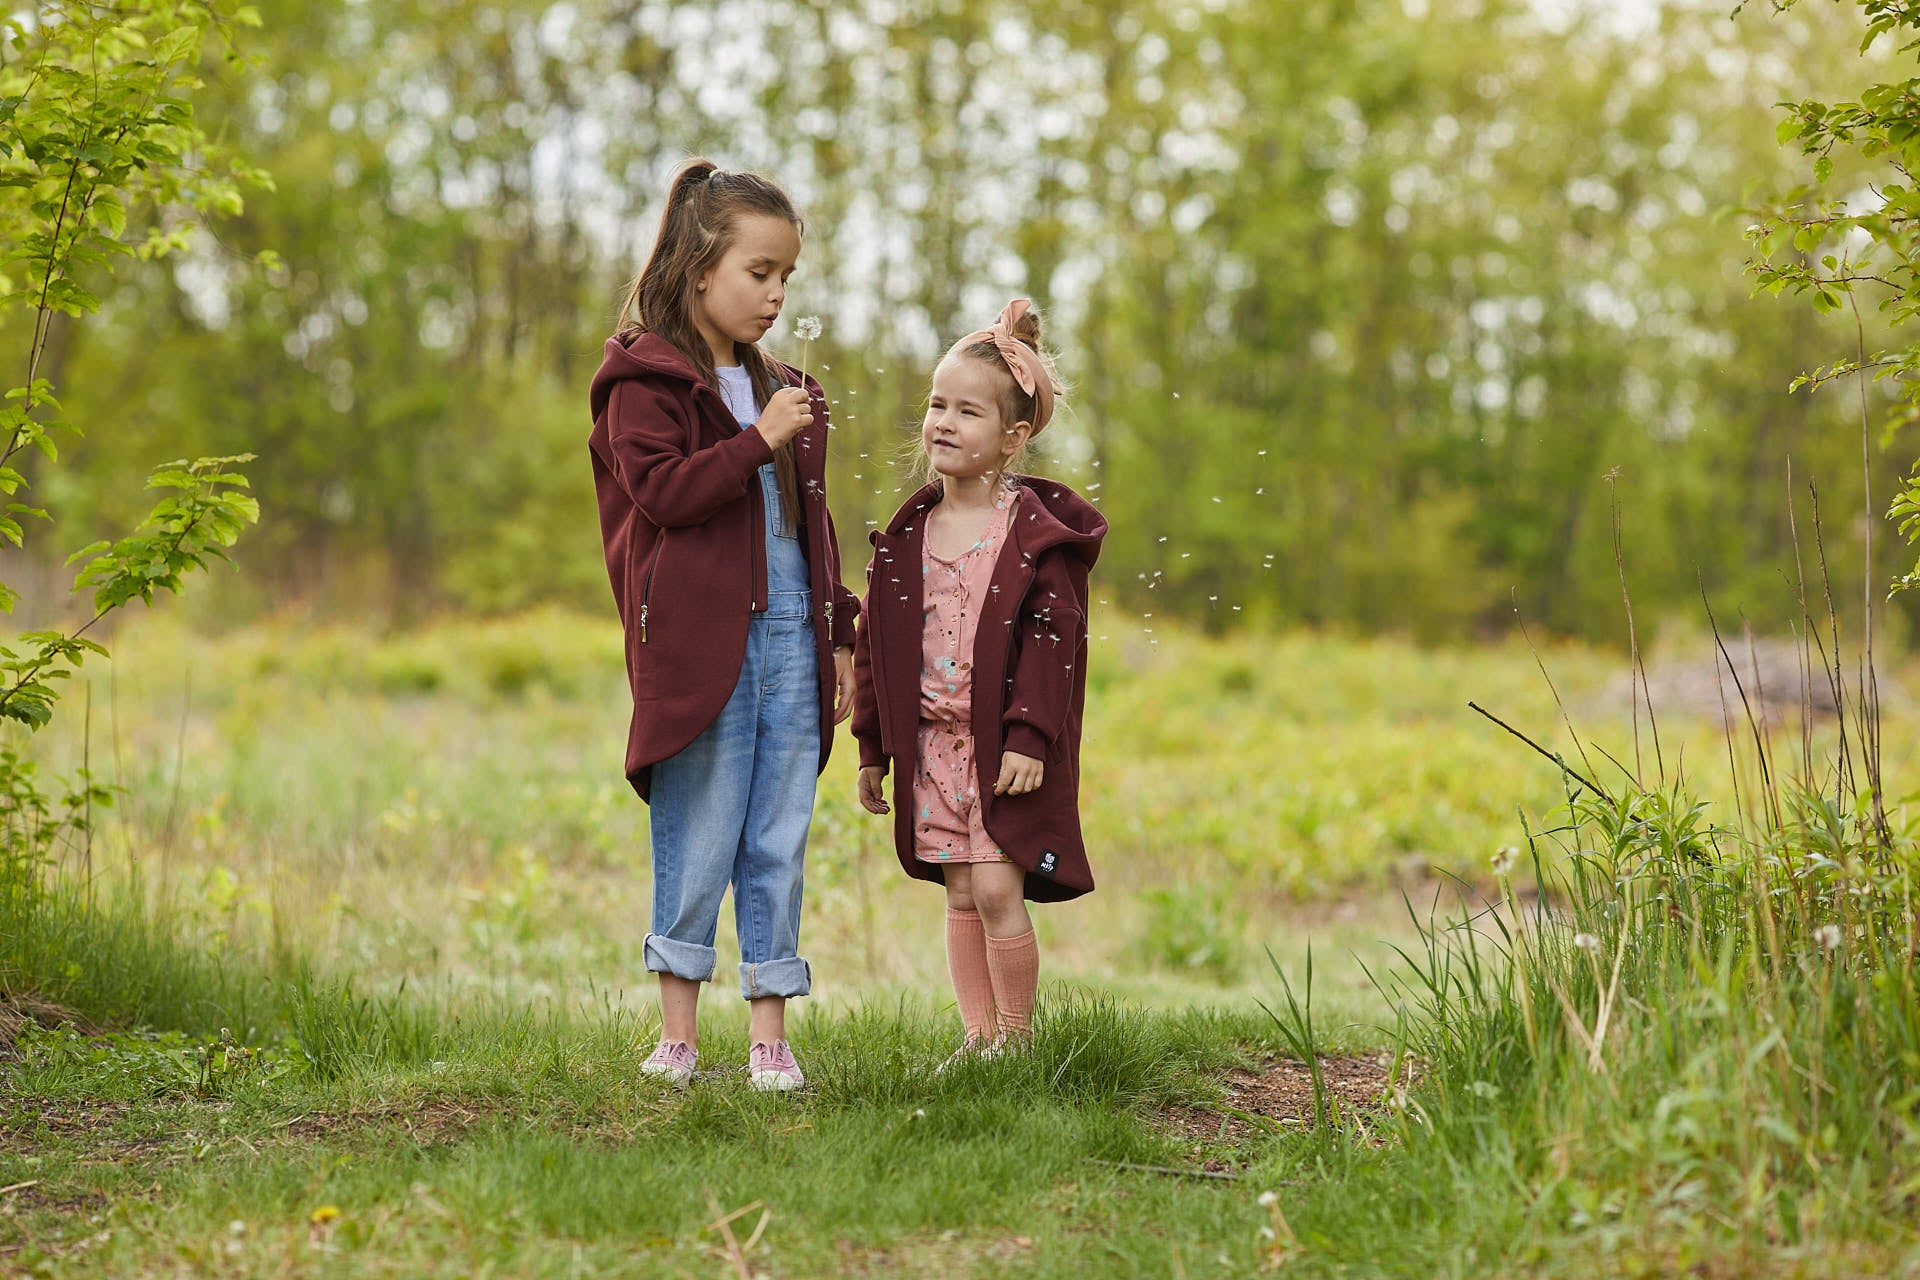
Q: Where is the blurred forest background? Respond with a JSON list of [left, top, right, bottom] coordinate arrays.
[[3, 0, 1898, 642]]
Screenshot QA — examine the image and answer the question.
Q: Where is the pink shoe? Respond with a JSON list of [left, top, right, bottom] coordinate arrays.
[[748, 1039, 804, 1092], [640, 1039, 697, 1086], [935, 1035, 997, 1074]]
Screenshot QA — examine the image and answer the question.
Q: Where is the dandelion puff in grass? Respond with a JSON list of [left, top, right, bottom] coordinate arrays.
[[1815, 923, 1842, 951], [1491, 845, 1518, 877], [1572, 932, 1601, 954], [794, 314, 822, 386]]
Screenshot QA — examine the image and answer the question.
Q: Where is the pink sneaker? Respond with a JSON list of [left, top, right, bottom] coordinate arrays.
[[935, 1035, 998, 1075], [640, 1039, 697, 1086], [748, 1039, 804, 1092]]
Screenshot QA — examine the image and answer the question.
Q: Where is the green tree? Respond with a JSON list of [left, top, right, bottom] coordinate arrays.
[[0, 2, 266, 877]]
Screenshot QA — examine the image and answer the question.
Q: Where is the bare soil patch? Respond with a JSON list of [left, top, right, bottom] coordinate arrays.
[[1162, 1053, 1396, 1157]]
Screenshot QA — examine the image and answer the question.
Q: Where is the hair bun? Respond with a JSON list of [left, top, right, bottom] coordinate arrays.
[[1006, 301, 1043, 349]]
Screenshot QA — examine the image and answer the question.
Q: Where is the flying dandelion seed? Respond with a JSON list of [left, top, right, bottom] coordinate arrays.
[[1815, 924, 1842, 950]]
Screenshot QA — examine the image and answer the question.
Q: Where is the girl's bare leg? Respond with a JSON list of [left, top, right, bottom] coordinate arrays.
[[659, 972, 702, 1045], [748, 996, 787, 1045]]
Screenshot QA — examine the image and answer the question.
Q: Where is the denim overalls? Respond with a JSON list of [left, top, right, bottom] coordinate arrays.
[[643, 363, 817, 999]]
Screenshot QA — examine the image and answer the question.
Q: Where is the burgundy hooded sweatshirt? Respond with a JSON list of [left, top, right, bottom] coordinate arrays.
[[588, 331, 860, 800], [852, 477, 1106, 903]]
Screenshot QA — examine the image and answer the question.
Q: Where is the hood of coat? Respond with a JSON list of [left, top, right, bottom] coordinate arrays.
[[875, 476, 1106, 569], [589, 330, 810, 423]]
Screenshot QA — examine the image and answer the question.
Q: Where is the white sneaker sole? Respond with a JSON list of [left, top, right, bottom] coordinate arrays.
[[749, 1069, 803, 1092], [639, 1063, 694, 1087]]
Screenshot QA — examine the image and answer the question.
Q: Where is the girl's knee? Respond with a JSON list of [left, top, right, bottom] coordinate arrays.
[[943, 865, 975, 913], [972, 875, 1027, 930]]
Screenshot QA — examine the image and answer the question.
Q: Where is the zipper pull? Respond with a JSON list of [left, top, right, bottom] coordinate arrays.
[[639, 603, 649, 644], [824, 600, 834, 632]]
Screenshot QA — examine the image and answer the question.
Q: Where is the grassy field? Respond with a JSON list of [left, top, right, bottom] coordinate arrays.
[[11, 605, 1698, 1012], [4, 606, 1917, 1276]]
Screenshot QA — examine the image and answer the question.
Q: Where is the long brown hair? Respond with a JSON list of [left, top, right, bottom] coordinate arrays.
[[618, 157, 804, 528]]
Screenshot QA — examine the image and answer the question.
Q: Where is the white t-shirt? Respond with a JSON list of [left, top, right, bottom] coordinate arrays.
[[715, 363, 758, 427]]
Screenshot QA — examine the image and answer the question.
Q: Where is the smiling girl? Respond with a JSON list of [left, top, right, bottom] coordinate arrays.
[[851, 299, 1106, 1066]]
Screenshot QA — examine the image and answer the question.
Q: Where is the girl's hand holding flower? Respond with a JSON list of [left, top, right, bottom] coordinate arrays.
[[756, 386, 811, 447]]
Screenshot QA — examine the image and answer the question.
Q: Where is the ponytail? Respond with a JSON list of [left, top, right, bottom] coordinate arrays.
[[616, 157, 807, 528]]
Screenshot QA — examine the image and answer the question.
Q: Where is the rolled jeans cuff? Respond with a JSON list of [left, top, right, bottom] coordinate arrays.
[[644, 933, 717, 983], [739, 955, 811, 1000]]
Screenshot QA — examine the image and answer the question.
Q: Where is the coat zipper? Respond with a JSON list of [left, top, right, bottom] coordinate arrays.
[[638, 533, 667, 643]]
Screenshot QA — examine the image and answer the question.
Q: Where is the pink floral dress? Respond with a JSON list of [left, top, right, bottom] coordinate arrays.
[[913, 488, 1019, 864]]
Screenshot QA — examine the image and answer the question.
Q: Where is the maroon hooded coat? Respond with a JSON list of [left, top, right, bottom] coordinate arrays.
[[852, 477, 1106, 903], [588, 332, 860, 799]]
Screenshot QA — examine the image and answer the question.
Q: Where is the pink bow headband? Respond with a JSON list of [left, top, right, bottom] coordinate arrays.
[[946, 298, 1054, 435]]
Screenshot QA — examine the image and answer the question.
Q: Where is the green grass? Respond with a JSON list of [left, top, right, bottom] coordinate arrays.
[[7, 605, 1649, 1022], [2, 990, 1292, 1279], [7, 608, 1920, 1275]]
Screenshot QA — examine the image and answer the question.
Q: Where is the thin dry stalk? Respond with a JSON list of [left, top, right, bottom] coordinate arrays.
[[1606, 470, 1662, 785], [702, 1190, 769, 1280], [81, 680, 93, 896], [1743, 616, 1784, 816], [161, 664, 191, 868], [1468, 702, 1612, 804], [1786, 460, 1817, 784], [1510, 591, 1608, 795], [1808, 481, 1854, 813], [1698, 572, 1781, 831], [1579, 926, 1631, 1075], [1848, 292, 1891, 854], [1707, 614, 1749, 839]]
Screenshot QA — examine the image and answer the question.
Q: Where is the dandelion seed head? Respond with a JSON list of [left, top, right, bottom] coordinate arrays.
[[794, 315, 823, 341], [1815, 923, 1842, 950], [1572, 932, 1601, 953], [1491, 846, 1518, 876]]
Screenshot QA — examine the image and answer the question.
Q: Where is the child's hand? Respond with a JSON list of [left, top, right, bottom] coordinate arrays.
[[858, 766, 890, 814], [833, 647, 855, 724], [756, 386, 812, 448], [994, 751, 1044, 796]]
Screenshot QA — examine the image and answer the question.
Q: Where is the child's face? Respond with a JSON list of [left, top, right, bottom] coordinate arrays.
[[691, 213, 800, 366], [922, 355, 1029, 484]]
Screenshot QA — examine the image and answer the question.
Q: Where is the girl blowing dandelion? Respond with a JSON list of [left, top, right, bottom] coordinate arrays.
[[852, 299, 1106, 1065], [588, 159, 859, 1091]]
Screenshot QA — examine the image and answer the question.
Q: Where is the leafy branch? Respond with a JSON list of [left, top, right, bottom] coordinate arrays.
[[1745, 0, 1920, 592], [0, 455, 258, 730]]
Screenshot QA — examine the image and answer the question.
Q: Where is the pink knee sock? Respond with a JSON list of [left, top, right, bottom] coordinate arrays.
[[984, 929, 1039, 1038], [945, 908, 998, 1041]]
